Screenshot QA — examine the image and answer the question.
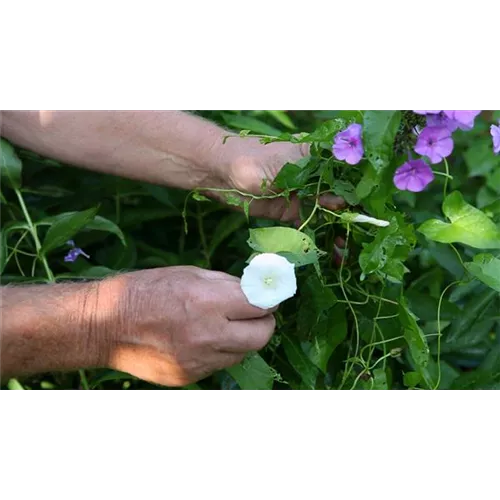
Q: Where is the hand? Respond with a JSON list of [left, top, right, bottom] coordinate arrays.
[[212, 136, 345, 222], [105, 266, 277, 387]]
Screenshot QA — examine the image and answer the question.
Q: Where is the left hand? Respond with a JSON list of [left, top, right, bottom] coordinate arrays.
[[211, 136, 345, 222]]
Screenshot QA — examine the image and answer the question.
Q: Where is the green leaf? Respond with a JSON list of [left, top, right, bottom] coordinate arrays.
[[419, 191, 500, 249], [446, 288, 498, 344], [192, 192, 211, 202], [208, 213, 246, 257], [38, 214, 125, 246], [0, 139, 22, 189], [363, 111, 401, 173], [247, 227, 325, 267], [399, 299, 430, 370], [41, 207, 99, 255], [273, 157, 315, 190], [487, 168, 500, 195], [403, 371, 422, 388], [372, 368, 389, 390], [282, 335, 319, 389], [265, 110, 295, 130], [303, 119, 345, 143], [222, 113, 282, 136], [302, 304, 347, 373], [464, 138, 500, 177], [225, 194, 243, 207], [7, 378, 25, 390], [465, 253, 500, 292], [226, 353, 275, 390], [332, 180, 359, 206], [450, 369, 500, 390], [359, 213, 415, 278]]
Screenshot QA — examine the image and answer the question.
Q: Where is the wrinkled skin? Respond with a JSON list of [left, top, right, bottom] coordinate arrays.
[[106, 267, 277, 387], [210, 137, 345, 222]]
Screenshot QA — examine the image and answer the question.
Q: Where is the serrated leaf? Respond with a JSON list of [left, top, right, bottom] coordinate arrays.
[[226, 353, 275, 390], [41, 207, 99, 255], [247, 226, 325, 267], [419, 191, 500, 249], [0, 139, 23, 189]]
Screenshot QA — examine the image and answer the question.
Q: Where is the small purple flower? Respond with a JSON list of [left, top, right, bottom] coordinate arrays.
[[426, 111, 458, 132], [393, 159, 434, 192], [64, 240, 90, 263], [491, 123, 500, 155], [414, 126, 454, 164], [443, 111, 481, 130], [332, 123, 364, 165]]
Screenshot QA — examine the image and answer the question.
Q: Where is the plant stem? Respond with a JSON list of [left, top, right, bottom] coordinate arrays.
[[14, 189, 55, 282]]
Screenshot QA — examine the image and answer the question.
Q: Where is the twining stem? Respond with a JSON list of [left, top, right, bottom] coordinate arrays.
[[298, 176, 323, 232], [196, 205, 211, 268], [443, 158, 450, 198], [434, 281, 460, 390], [14, 188, 54, 282]]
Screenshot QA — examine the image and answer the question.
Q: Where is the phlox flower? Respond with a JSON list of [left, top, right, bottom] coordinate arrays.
[[393, 159, 434, 192], [64, 240, 90, 262], [332, 123, 364, 165], [240, 253, 297, 309], [426, 111, 458, 132], [443, 111, 481, 130], [491, 123, 500, 155], [414, 127, 454, 164]]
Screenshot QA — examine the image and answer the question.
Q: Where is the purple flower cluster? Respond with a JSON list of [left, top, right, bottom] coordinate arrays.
[[64, 240, 90, 263], [332, 111, 497, 194], [394, 110, 483, 192]]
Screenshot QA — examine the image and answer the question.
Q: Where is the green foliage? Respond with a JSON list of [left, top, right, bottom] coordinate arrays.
[[2, 110, 500, 390]]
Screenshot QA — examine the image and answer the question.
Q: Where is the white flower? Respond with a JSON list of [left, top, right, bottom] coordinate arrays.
[[240, 253, 297, 309], [351, 214, 390, 227]]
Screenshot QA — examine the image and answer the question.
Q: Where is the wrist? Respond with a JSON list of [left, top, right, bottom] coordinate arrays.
[[0, 280, 113, 379]]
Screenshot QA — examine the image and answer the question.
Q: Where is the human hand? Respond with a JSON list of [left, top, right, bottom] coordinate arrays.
[[211, 136, 345, 222], [105, 266, 277, 387]]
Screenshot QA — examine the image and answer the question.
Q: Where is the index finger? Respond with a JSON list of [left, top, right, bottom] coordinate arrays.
[[224, 281, 278, 320]]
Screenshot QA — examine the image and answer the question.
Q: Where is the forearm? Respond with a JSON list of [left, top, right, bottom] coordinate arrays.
[[0, 279, 115, 380], [0, 111, 236, 191]]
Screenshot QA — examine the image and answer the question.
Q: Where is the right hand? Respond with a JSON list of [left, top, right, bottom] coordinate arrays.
[[103, 266, 277, 387]]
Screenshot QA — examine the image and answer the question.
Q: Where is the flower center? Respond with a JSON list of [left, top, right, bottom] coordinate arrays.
[[427, 139, 435, 146], [348, 139, 358, 148], [263, 276, 274, 287]]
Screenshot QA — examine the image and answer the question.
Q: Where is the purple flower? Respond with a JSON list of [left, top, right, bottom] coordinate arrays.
[[393, 159, 434, 192], [443, 111, 481, 130], [414, 126, 454, 164], [332, 123, 364, 165], [426, 111, 458, 132], [64, 240, 90, 263], [491, 123, 500, 155]]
